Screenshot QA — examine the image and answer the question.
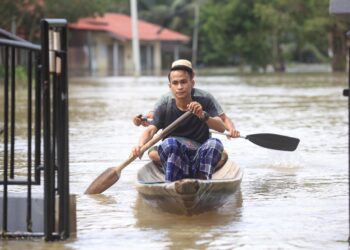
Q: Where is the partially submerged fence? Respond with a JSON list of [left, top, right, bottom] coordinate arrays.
[[0, 19, 73, 241]]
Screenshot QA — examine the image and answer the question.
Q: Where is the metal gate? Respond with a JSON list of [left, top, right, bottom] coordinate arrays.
[[0, 19, 72, 241]]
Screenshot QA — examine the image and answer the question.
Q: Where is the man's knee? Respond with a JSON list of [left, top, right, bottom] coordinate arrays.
[[148, 147, 160, 162], [158, 138, 180, 154], [205, 138, 223, 152]]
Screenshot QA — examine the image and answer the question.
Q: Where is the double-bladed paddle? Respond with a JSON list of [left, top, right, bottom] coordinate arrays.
[[139, 116, 300, 151], [85, 111, 193, 194], [211, 130, 300, 151]]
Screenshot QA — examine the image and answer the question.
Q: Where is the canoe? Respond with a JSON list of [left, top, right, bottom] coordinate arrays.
[[136, 159, 243, 215]]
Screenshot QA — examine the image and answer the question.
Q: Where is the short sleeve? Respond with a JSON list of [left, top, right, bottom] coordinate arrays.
[[205, 98, 220, 117], [150, 101, 167, 129], [205, 92, 224, 115], [152, 92, 173, 112]]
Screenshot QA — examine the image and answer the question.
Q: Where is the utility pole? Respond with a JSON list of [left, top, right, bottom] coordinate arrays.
[[192, 0, 200, 67], [130, 0, 141, 76]]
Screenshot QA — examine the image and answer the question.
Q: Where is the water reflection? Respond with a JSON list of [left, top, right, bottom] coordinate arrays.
[[0, 239, 76, 250], [247, 173, 298, 197], [133, 191, 243, 249], [85, 194, 118, 205]]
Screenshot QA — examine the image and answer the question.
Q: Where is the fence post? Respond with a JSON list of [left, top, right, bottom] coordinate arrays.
[[40, 18, 55, 241], [40, 18, 70, 241]]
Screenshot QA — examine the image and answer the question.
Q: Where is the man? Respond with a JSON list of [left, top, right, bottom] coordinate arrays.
[[131, 59, 227, 181], [133, 60, 240, 163]]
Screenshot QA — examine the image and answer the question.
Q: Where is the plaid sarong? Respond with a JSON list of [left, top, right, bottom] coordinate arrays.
[[158, 137, 223, 182]]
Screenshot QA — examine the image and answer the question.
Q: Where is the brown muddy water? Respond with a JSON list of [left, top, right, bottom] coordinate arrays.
[[0, 73, 348, 249]]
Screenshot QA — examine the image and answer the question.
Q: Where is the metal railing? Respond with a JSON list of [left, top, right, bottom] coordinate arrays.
[[0, 19, 70, 241]]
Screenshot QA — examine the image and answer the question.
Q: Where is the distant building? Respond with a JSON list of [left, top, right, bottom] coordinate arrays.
[[68, 13, 190, 76], [329, 0, 350, 22]]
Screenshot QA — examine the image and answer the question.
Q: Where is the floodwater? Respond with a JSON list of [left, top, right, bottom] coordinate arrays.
[[0, 73, 348, 249]]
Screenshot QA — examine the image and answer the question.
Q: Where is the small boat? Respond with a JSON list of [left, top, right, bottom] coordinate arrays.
[[136, 157, 243, 215]]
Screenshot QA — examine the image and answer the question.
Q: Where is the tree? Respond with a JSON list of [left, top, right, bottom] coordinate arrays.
[[136, 0, 198, 65], [0, 0, 115, 42], [302, 0, 348, 71], [200, 0, 272, 71], [199, 0, 349, 72], [253, 0, 301, 72], [137, 0, 195, 35]]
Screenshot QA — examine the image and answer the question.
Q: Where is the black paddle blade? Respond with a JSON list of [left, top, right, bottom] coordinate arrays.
[[245, 133, 300, 151]]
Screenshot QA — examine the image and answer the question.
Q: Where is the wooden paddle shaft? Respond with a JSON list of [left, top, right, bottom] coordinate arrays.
[[116, 111, 193, 172]]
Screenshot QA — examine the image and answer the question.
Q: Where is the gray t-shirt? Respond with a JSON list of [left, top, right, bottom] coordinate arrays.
[[152, 88, 224, 115], [151, 91, 220, 144]]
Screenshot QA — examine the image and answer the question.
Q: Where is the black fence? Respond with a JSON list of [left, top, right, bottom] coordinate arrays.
[[0, 19, 70, 241]]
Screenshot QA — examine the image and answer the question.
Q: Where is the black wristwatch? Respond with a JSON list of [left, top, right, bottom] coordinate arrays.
[[200, 111, 210, 122]]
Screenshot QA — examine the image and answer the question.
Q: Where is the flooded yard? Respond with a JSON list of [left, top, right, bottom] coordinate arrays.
[[0, 72, 348, 249]]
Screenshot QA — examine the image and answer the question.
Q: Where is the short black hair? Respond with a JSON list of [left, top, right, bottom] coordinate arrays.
[[168, 66, 194, 82]]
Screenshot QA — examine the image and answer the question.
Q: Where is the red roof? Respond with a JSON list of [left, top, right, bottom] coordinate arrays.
[[68, 13, 190, 42]]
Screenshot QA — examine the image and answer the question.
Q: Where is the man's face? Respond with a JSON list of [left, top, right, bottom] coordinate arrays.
[[168, 70, 194, 100]]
